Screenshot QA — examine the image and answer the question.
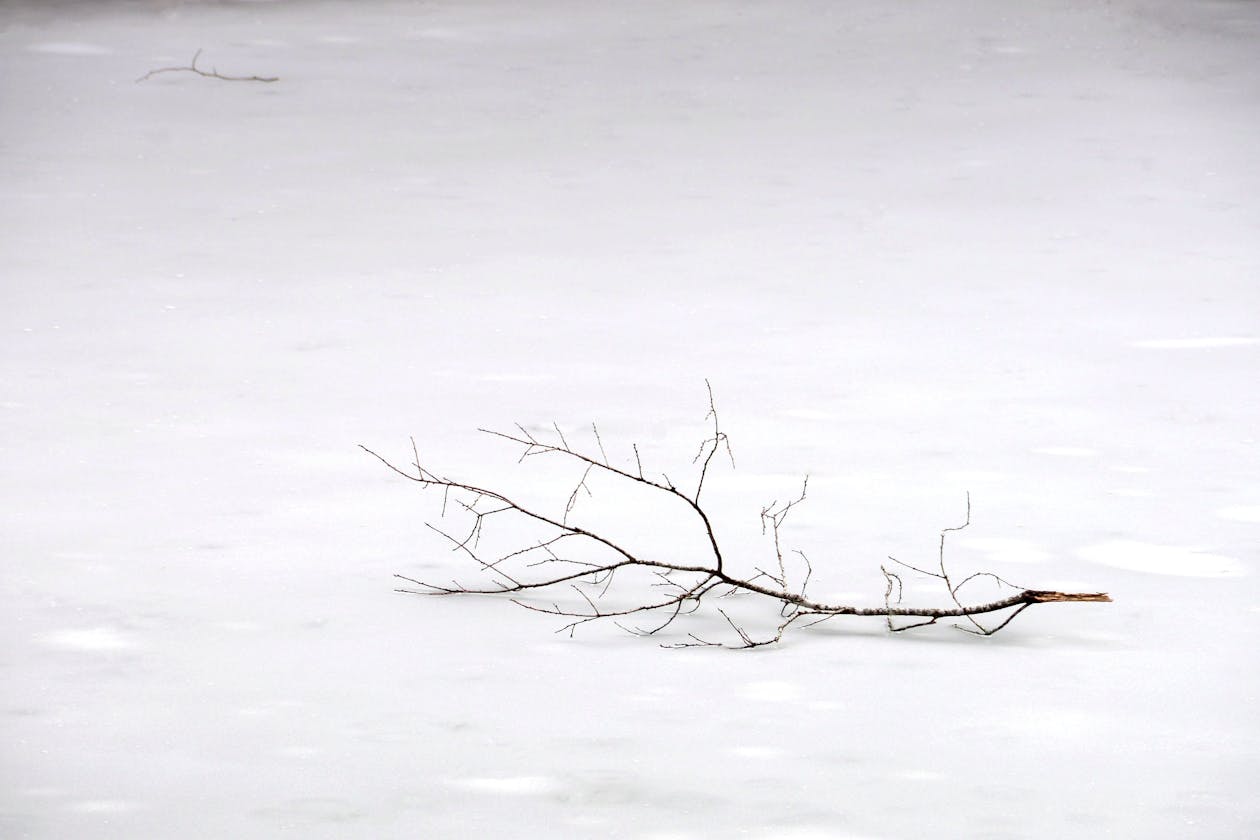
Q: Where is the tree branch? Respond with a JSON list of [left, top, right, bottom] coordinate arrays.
[[136, 49, 278, 84], [365, 388, 1110, 648]]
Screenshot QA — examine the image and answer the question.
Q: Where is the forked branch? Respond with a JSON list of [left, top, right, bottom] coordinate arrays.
[[136, 49, 278, 83], [363, 390, 1110, 648]]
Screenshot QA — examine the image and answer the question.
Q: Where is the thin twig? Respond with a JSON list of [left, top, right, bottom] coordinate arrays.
[[136, 48, 278, 83]]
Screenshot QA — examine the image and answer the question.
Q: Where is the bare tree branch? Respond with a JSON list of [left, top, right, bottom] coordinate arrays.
[[365, 388, 1110, 648]]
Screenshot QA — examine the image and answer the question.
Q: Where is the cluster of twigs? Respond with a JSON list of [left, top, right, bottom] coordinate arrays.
[[362, 385, 1110, 648], [136, 49, 278, 84]]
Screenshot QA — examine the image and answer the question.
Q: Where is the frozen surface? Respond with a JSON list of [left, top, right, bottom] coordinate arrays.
[[2, 0, 1259, 837]]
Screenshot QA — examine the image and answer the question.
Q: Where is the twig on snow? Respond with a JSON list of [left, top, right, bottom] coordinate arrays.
[[136, 49, 278, 84]]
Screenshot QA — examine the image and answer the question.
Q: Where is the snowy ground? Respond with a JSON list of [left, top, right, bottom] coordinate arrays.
[[3, 0, 1259, 837]]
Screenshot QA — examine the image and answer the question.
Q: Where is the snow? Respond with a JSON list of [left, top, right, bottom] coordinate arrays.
[[1076, 540, 1247, 578], [1131, 337, 1259, 349], [2, 0, 1258, 838]]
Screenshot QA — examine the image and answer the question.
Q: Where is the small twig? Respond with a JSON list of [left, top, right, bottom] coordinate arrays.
[[552, 422, 571, 452], [761, 475, 809, 592], [692, 379, 734, 505], [136, 49, 278, 84], [591, 423, 610, 466], [563, 463, 594, 526]]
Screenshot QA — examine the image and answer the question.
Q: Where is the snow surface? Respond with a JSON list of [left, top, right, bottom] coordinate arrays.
[[2, 0, 1259, 837]]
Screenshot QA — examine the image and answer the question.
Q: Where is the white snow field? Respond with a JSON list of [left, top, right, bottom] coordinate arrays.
[[2, 0, 1258, 837]]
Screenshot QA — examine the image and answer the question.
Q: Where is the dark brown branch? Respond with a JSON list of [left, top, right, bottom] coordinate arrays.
[[136, 49, 278, 83]]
